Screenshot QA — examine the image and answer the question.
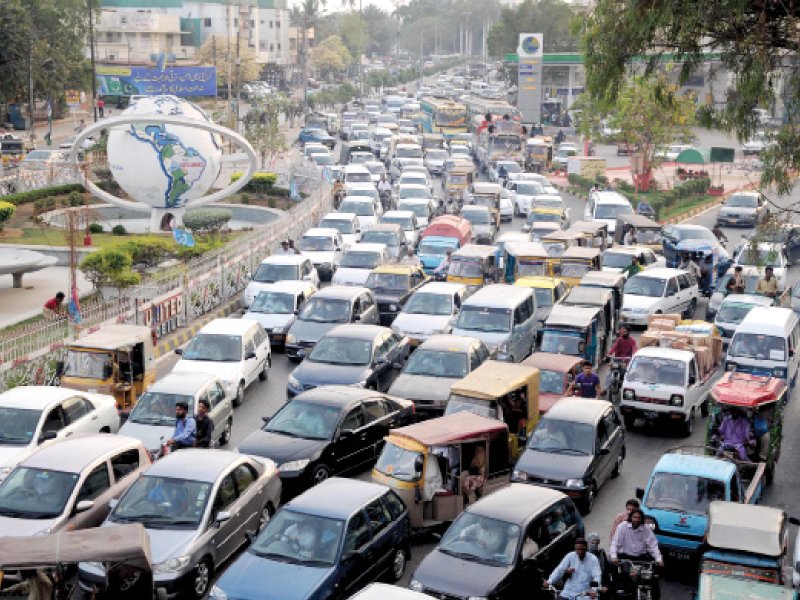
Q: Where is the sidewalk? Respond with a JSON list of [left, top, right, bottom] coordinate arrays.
[[0, 267, 92, 329]]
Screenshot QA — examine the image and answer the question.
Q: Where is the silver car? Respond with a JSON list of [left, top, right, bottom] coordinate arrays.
[[78, 449, 281, 599], [119, 372, 234, 458]]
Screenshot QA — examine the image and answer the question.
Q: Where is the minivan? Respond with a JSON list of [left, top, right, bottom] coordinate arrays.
[[243, 255, 319, 307], [726, 307, 800, 387], [620, 267, 700, 327], [451, 284, 537, 362], [297, 227, 344, 281], [584, 191, 633, 237]]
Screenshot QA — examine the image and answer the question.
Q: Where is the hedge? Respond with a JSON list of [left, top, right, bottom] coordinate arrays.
[[230, 172, 278, 194], [1, 183, 84, 206], [0, 200, 15, 230], [183, 208, 232, 234]]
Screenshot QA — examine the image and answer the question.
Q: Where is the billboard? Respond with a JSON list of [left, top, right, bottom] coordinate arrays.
[[517, 33, 543, 125], [96, 65, 217, 97]]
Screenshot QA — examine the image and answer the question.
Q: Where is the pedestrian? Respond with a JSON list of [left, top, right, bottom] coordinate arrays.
[[610, 498, 640, 540], [621, 256, 642, 279], [194, 398, 215, 448], [567, 361, 602, 398], [680, 252, 701, 279], [732, 265, 746, 293], [623, 227, 636, 246], [712, 223, 728, 244], [276, 240, 294, 255], [756, 266, 779, 298], [75, 119, 86, 133], [167, 401, 196, 450], [43, 292, 66, 320], [97, 97, 105, 118], [288, 239, 301, 255]]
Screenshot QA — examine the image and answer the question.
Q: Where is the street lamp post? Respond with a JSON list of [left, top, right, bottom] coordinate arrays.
[[88, 0, 98, 122]]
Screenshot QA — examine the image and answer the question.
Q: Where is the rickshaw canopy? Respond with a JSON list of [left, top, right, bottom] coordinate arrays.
[[450, 361, 540, 401], [562, 286, 613, 308], [615, 213, 661, 232], [471, 182, 503, 196], [580, 270, 626, 289], [505, 241, 551, 259], [69, 324, 153, 351], [0, 523, 152, 570], [452, 244, 496, 261], [546, 304, 601, 329], [707, 501, 785, 557], [561, 246, 602, 261], [389, 411, 508, 447], [698, 573, 796, 600], [570, 221, 609, 238], [523, 352, 583, 374], [710, 373, 787, 408]]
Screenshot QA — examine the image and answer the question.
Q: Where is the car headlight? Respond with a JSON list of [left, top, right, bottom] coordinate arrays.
[[565, 479, 583, 489], [512, 469, 529, 481], [773, 368, 787, 378], [285, 333, 296, 345], [83, 561, 105, 572], [0, 466, 11, 481], [389, 303, 399, 312], [153, 555, 192, 574], [279, 459, 310, 472], [623, 389, 635, 400], [644, 516, 657, 530], [351, 378, 369, 388], [669, 394, 684, 406], [497, 340, 509, 353], [209, 586, 228, 600], [409, 580, 424, 592], [287, 375, 300, 389], [272, 325, 286, 335], [726, 362, 737, 372]]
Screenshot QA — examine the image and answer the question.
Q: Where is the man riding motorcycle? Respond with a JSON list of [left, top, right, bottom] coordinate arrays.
[[609, 508, 663, 599], [543, 538, 602, 599], [377, 175, 393, 210]]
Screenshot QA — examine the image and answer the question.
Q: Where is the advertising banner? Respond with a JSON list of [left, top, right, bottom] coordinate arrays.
[[96, 65, 217, 97], [517, 33, 543, 125]]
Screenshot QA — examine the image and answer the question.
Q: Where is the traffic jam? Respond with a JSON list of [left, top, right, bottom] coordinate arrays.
[[1, 80, 799, 600]]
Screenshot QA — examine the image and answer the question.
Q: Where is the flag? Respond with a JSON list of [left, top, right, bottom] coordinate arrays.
[[67, 280, 82, 324], [156, 52, 168, 72], [289, 176, 300, 201], [322, 166, 332, 183], [173, 228, 196, 248]]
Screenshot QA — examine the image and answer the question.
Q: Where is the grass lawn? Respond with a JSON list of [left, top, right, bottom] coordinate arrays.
[[0, 228, 175, 250], [659, 195, 714, 220]]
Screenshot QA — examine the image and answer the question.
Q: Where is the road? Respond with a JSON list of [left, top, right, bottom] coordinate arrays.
[[153, 128, 800, 596]]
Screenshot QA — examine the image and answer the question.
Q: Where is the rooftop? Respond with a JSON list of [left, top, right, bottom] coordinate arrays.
[[286, 478, 387, 520]]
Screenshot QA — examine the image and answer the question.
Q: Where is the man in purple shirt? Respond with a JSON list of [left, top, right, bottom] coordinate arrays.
[[716, 409, 754, 460], [610, 509, 663, 599], [568, 361, 601, 398]]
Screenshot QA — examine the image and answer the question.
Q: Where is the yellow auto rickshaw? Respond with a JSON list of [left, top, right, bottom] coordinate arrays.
[[447, 244, 497, 290], [59, 324, 155, 413], [525, 138, 553, 173], [503, 241, 557, 282], [372, 412, 510, 530], [446, 360, 540, 459], [569, 221, 609, 251], [540, 229, 582, 257], [468, 182, 503, 229], [444, 164, 475, 203], [555, 246, 603, 287]]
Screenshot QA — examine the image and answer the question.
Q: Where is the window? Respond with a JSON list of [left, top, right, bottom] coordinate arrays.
[[277, 43, 281, 50], [514, 299, 532, 324], [111, 449, 140, 480], [63, 397, 90, 424], [364, 399, 388, 423], [254, 327, 267, 348], [269, 20, 274, 28], [475, 343, 490, 365], [234, 18, 238, 27], [596, 417, 609, 449], [213, 474, 237, 514], [270, 44, 274, 52], [383, 491, 406, 519], [352, 297, 362, 317], [233, 463, 257, 495], [204, 18, 212, 27], [686, 273, 698, 287], [677, 274, 692, 290], [42, 407, 65, 433], [365, 498, 392, 536], [603, 411, 619, 440], [208, 383, 225, 407], [666, 278, 678, 295], [341, 407, 365, 432], [77, 463, 111, 503], [245, 339, 255, 358], [276, 20, 281, 28], [559, 499, 579, 528], [375, 336, 392, 359], [260, 41, 267, 50], [730, 473, 741, 502], [469, 348, 482, 372], [344, 511, 371, 552], [361, 294, 374, 312], [688, 360, 697, 384]]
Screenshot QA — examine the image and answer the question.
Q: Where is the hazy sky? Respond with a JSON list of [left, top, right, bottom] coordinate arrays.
[[290, 0, 401, 15]]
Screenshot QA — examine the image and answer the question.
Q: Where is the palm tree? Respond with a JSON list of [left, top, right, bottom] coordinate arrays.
[[290, 0, 325, 106]]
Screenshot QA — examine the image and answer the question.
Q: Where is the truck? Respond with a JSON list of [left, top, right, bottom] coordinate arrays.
[[621, 320, 722, 436], [636, 448, 766, 563], [474, 117, 524, 174]]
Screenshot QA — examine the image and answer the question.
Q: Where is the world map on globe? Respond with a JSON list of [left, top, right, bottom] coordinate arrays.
[[107, 95, 223, 210]]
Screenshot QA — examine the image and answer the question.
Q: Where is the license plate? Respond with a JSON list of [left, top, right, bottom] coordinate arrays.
[[645, 411, 659, 419]]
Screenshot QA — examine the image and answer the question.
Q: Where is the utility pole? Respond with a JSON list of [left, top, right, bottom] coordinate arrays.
[[28, 47, 35, 142], [358, 0, 363, 99], [88, 0, 98, 122], [235, 32, 241, 131], [226, 0, 233, 116]]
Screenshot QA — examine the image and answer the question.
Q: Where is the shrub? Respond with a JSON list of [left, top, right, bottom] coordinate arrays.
[[88, 223, 104, 234], [231, 172, 277, 193], [0, 200, 15, 231], [183, 208, 232, 235], [1, 183, 84, 206], [112, 224, 127, 236], [240, 193, 250, 205], [68, 191, 84, 207], [79, 247, 140, 289], [121, 238, 176, 269]]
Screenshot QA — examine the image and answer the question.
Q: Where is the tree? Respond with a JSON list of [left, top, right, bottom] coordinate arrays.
[[486, 0, 578, 58], [581, 0, 800, 195], [338, 12, 368, 64], [576, 73, 696, 188], [290, 0, 325, 103], [195, 34, 259, 87], [311, 35, 352, 80], [245, 96, 290, 168]]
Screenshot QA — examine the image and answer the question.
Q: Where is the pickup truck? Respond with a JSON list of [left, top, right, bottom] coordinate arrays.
[[621, 346, 721, 436], [636, 449, 766, 562]]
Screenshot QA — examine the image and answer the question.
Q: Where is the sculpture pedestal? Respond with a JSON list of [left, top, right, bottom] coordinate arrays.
[[149, 207, 186, 233]]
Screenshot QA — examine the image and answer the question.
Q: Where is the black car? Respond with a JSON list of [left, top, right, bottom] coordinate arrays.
[[365, 265, 429, 326], [237, 386, 414, 498], [286, 324, 410, 397], [511, 398, 625, 514], [409, 484, 584, 599], [211, 478, 411, 600]]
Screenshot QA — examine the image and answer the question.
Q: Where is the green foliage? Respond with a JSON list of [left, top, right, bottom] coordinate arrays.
[[67, 191, 84, 207], [230, 172, 279, 193], [79, 247, 140, 289], [176, 237, 224, 260], [183, 208, 232, 235], [195, 34, 259, 87], [120, 238, 176, 269], [0, 200, 16, 230], [111, 224, 127, 236], [88, 223, 103, 234], [487, 0, 579, 57], [1, 184, 84, 206], [311, 35, 352, 79]]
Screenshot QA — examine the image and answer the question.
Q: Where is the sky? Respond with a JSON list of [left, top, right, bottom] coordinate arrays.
[[289, 0, 401, 15]]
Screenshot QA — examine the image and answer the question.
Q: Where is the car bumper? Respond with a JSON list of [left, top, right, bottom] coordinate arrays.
[[79, 564, 196, 599], [378, 311, 400, 326], [620, 402, 687, 424], [716, 214, 756, 226], [285, 342, 315, 360], [619, 311, 650, 327], [278, 470, 313, 501]]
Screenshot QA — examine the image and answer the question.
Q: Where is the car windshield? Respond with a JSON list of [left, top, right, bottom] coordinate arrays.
[[726, 195, 758, 208], [112, 476, 211, 528], [674, 227, 716, 242], [308, 336, 372, 365], [398, 203, 429, 218], [729, 333, 786, 361], [129, 392, 193, 426], [535, 199, 563, 210], [404, 349, 466, 378], [382, 216, 413, 230], [253, 263, 297, 283], [339, 201, 374, 217], [528, 419, 594, 454], [0, 408, 40, 445], [529, 211, 560, 223], [539, 370, 565, 394], [645, 473, 725, 515], [445, 394, 497, 419], [439, 513, 520, 566], [517, 260, 548, 277], [298, 298, 350, 323], [624, 276, 665, 297], [320, 219, 355, 235], [364, 163, 385, 175], [533, 288, 554, 308], [595, 203, 633, 219], [418, 242, 450, 256], [426, 150, 447, 161], [362, 231, 400, 247], [266, 399, 340, 440], [399, 187, 432, 200], [63, 350, 112, 379], [560, 261, 592, 279], [516, 183, 543, 196], [540, 331, 583, 356], [626, 356, 685, 386], [182, 333, 241, 362], [375, 442, 422, 482], [635, 230, 662, 244], [0, 468, 78, 519], [299, 236, 334, 251], [456, 306, 510, 333], [347, 188, 378, 199], [462, 210, 490, 225], [366, 272, 409, 291], [345, 173, 372, 183], [737, 248, 781, 267], [250, 291, 295, 315], [313, 155, 334, 165], [403, 292, 452, 316], [499, 162, 521, 173], [603, 252, 637, 269], [397, 147, 423, 159], [449, 259, 484, 278], [717, 302, 758, 325], [341, 251, 381, 269], [249, 509, 343, 566]]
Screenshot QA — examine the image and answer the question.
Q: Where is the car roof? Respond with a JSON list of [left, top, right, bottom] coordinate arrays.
[[653, 452, 736, 480], [291, 385, 377, 408], [303, 228, 339, 238], [286, 477, 388, 519], [322, 212, 357, 221], [253, 280, 317, 294], [417, 334, 479, 352], [147, 372, 217, 395], [546, 398, 612, 423], [635, 346, 694, 362], [719, 294, 774, 308], [144, 449, 247, 482], [463, 284, 532, 307], [344, 165, 370, 173], [326, 324, 390, 339], [374, 264, 418, 275], [383, 211, 415, 219], [365, 223, 403, 233], [593, 191, 630, 205], [631, 267, 687, 278], [199, 318, 258, 336], [0, 386, 97, 410], [345, 243, 387, 253], [414, 281, 465, 295], [23, 435, 143, 473], [315, 285, 370, 300], [261, 254, 307, 265], [546, 305, 601, 328], [469, 483, 566, 525]]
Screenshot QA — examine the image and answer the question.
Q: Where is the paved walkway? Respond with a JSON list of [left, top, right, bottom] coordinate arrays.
[[0, 267, 92, 329]]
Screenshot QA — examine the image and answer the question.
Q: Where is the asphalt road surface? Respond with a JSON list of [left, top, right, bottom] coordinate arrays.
[[152, 130, 800, 596]]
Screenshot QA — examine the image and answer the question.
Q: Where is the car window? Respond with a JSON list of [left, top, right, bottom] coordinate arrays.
[[76, 463, 111, 503], [559, 500, 579, 528], [303, 261, 312, 276], [603, 412, 618, 440], [352, 298, 363, 317], [383, 491, 406, 520], [686, 273, 698, 287], [475, 343, 490, 364], [253, 327, 267, 347], [208, 383, 225, 407], [213, 474, 238, 514], [63, 397, 90, 424], [361, 293, 374, 312], [596, 417, 609, 448], [666, 278, 678, 295], [232, 463, 258, 496], [365, 498, 392, 537], [363, 398, 389, 423], [110, 449, 140, 481], [375, 336, 392, 359], [245, 338, 255, 357], [677, 274, 692, 290], [42, 406, 65, 433], [344, 510, 371, 552], [514, 299, 532, 325], [341, 406, 365, 432]]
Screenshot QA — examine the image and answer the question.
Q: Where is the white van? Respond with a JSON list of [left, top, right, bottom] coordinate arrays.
[[584, 191, 634, 237], [343, 164, 373, 186], [620, 267, 700, 326], [726, 307, 800, 386]]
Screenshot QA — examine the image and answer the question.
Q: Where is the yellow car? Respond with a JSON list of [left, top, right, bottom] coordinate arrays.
[[365, 263, 430, 326]]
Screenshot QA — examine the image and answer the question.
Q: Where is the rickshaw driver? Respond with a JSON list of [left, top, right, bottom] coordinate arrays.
[[714, 408, 755, 460]]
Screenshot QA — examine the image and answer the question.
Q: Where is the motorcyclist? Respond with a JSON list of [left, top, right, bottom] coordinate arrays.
[[377, 175, 392, 208], [609, 508, 663, 599], [433, 198, 447, 218], [433, 249, 453, 278], [608, 326, 638, 362], [543, 538, 602, 599]]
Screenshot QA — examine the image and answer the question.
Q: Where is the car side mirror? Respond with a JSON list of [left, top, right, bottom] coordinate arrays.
[[245, 350, 257, 360], [261, 416, 271, 424], [789, 516, 800, 526], [174, 348, 183, 356], [339, 429, 354, 439], [688, 375, 697, 385], [38, 430, 57, 444], [214, 510, 232, 526], [375, 356, 388, 365], [599, 447, 611, 456], [636, 487, 645, 500], [54, 361, 65, 377], [108, 498, 119, 510], [414, 455, 424, 474], [103, 364, 113, 379], [75, 499, 95, 514]]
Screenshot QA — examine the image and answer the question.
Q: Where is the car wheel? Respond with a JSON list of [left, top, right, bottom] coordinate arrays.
[[581, 484, 596, 515], [624, 415, 636, 430], [258, 502, 275, 532], [192, 558, 212, 599], [387, 548, 407, 582], [311, 463, 331, 485], [219, 419, 232, 446], [259, 356, 271, 381], [611, 450, 624, 478], [233, 382, 245, 407], [680, 409, 695, 437], [684, 298, 697, 319]]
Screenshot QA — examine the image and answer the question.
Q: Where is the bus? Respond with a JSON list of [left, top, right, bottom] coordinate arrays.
[[464, 96, 520, 123], [419, 96, 468, 138]]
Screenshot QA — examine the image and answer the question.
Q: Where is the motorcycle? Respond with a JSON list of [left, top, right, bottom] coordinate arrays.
[[604, 357, 629, 404], [379, 190, 393, 212], [616, 559, 658, 600]]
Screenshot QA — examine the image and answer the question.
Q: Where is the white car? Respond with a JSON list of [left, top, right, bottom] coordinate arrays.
[[319, 212, 361, 247], [243, 255, 319, 307], [620, 267, 700, 326], [396, 171, 432, 193], [742, 131, 771, 155], [449, 145, 471, 160], [656, 144, 692, 162], [381, 210, 420, 247], [296, 227, 344, 281], [0, 386, 121, 479], [734, 242, 787, 289], [397, 198, 435, 227], [173, 318, 271, 406], [397, 184, 434, 205], [391, 282, 468, 343], [390, 157, 425, 181], [338, 195, 382, 229], [507, 180, 546, 217], [602, 246, 664, 275], [499, 193, 514, 222], [242, 280, 318, 346], [584, 191, 634, 237], [302, 143, 328, 159], [332, 243, 391, 286], [509, 172, 560, 195], [343, 164, 373, 186], [364, 160, 387, 185], [424, 148, 448, 176]]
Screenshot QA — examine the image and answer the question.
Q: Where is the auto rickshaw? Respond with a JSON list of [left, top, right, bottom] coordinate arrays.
[[540, 229, 582, 257], [614, 214, 663, 253], [422, 133, 446, 150], [445, 360, 540, 459], [540, 304, 607, 369], [579, 270, 626, 325], [514, 275, 569, 331], [523, 353, 584, 414], [706, 372, 786, 484], [0, 523, 166, 599], [371, 412, 510, 530], [447, 244, 497, 290], [503, 241, 557, 282], [524, 138, 553, 173], [523, 207, 567, 236], [59, 324, 155, 413], [555, 246, 603, 287], [569, 221, 609, 251], [467, 182, 502, 229], [559, 286, 617, 346], [444, 164, 475, 205]]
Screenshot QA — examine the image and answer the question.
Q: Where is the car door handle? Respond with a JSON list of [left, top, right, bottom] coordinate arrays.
[[65, 431, 73, 437], [359, 432, 368, 440], [91, 414, 98, 420]]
